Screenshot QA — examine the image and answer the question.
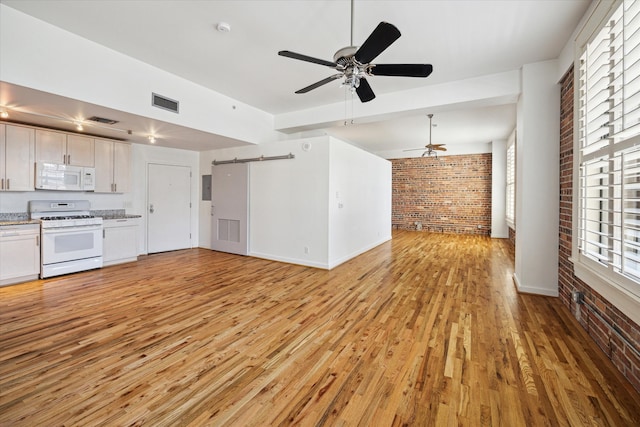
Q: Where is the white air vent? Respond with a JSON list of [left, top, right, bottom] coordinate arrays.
[[152, 93, 179, 113]]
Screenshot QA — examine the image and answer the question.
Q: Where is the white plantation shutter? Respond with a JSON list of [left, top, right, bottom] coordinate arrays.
[[577, 0, 640, 297], [505, 131, 516, 227]]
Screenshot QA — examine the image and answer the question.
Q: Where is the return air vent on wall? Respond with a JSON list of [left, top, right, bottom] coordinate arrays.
[[87, 116, 118, 125], [152, 93, 179, 113]]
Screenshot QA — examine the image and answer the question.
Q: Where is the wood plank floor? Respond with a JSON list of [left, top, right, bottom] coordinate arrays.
[[1, 231, 639, 426]]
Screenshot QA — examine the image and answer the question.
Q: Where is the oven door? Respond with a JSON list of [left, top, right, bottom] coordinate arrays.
[[41, 225, 103, 265]]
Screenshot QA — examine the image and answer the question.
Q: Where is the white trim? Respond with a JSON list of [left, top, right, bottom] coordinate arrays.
[[513, 273, 559, 297], [328, 237, 391, 270], [249, 251, 329, 270]]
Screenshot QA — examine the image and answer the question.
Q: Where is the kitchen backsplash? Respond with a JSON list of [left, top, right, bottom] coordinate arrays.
[[0, 212, 29, 221]]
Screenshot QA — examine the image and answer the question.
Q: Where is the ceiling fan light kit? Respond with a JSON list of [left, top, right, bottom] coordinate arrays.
[[278, 1, 433, 103]]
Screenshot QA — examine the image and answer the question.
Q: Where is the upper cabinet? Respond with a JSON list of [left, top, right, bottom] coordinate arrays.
[[94, 139, 131, 193], [0, 123, 130, 193], [67, 134, 95, 166], [35, 129, 94, 167], [0, 124, 35, 191]]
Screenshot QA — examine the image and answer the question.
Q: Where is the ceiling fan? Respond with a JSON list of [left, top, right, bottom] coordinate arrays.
[[278, 0, 433, 103], [404, 114, 447, 158]]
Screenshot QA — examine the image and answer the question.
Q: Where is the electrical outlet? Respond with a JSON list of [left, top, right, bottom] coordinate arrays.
[[572, 290, 584, 304], [304, 246, 309, 255]]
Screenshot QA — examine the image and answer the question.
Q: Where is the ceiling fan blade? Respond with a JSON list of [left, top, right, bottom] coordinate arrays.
[[371, 64, 433, 78], [354, 22, 401, 64], [295, 74, 343, 94], [356, 78, 376, 102], [278, 50, 338, 68], [434, 147, 447, 151], [403, 147, 429, 152]]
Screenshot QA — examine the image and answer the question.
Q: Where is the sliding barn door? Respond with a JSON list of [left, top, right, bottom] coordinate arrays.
[[211, 163, 249, 255]]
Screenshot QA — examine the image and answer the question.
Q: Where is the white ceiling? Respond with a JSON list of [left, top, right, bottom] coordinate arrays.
[[0, 0, 590, 155]]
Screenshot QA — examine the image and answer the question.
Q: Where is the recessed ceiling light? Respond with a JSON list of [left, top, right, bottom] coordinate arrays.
[[0, 110, 8, 119], [75, 122, 84, 131], [148, 135, 156, 143]]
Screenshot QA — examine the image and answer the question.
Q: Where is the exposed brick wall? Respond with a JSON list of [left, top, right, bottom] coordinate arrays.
[[507, 226, 516, 253], [391, 154, 492, 235], [558, 66, 640, 393]]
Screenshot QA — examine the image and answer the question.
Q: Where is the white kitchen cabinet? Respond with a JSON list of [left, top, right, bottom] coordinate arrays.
[[0, 124, 35, 191], [0, 223, 40, 286], [35, 129, 94, 166], [66, 134, 95, 166], [103, 218, 139, 266], [94, 139, 131, 193]]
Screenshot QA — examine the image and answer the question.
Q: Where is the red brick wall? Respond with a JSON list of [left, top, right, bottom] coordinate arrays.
[[391, 154, 492, 235], [508, 226, 516, 252], [558, 66, 640, 393]]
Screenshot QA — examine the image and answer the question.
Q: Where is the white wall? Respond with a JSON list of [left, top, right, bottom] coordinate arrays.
[[250, 138, 330, 268], [199, 137, 331, 267], [131, 144, 199, 254], [328, 139, 392, 268], [0, 188, 130, 214], [200, 136, 391, 269], [514, 60, 560, 296], [0, 4, 278, 146]]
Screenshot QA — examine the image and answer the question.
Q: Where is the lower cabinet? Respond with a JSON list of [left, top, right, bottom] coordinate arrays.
[[103, 218, 140, 266], [0, 224, 40, 286]]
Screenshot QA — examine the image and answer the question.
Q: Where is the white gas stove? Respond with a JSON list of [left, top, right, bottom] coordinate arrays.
[[29, 200, 103, 278]]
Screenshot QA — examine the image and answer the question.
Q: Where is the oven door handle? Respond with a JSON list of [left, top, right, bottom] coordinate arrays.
[[41, 225, 103, 234]]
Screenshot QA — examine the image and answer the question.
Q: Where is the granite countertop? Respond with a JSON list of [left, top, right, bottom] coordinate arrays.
[[99, 214, 142, 220], [0, 213, 38, 226], [91, 209, 141, 220], [0, 219, 40, 226]]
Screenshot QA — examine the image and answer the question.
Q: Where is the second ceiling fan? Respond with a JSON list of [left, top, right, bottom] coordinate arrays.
[[278, 0, 433, 103], [404, 114, 447, 158]]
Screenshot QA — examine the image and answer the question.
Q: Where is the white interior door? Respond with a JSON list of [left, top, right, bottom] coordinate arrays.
[[148, 163, 192, 253], [211, 163, 249, 255]]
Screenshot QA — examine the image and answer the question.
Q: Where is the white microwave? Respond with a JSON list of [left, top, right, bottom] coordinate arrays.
[[35, 162, 95, 191]]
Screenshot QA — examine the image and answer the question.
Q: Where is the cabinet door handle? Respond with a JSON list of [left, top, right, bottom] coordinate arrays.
[[6, 179, 9, 190], [36, 235, 40, 246], [114, 183, 117, 192], [1, 178, 3, 190], [149, 204, 154, 214], [67, 154, 71, 164], [103, 229, 105, 239]]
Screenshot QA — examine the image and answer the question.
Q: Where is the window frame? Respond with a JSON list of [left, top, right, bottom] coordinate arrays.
[[572, 0, 640, 326]]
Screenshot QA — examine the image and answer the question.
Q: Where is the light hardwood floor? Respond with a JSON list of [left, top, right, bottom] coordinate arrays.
[[1, 231, 639, 426]]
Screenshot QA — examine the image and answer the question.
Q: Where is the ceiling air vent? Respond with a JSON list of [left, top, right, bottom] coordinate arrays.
[[87, 116, 118, 125], [152, 93, 179, 113]]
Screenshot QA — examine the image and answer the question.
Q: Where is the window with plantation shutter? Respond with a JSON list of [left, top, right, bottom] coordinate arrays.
[[505, 130, 516, 228], [577, 0, 640, 299]]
